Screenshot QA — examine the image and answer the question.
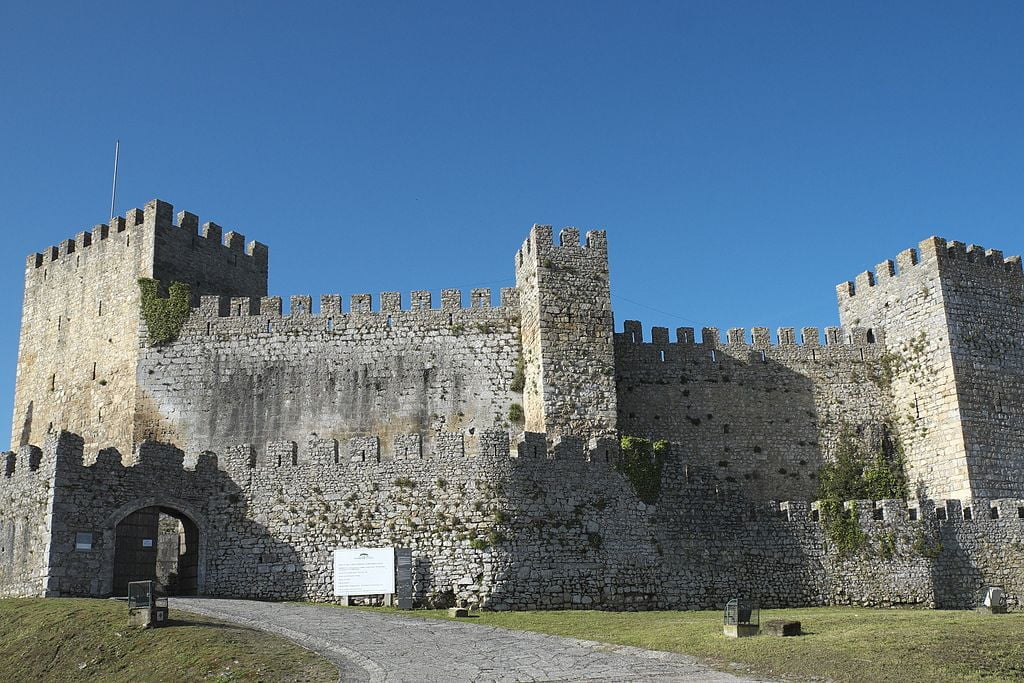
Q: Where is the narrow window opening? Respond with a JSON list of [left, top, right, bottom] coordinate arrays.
[[98, 301, 103, 316], [963, 507, 972, 520], [126, 235, 130, 247], [866, 328, 875, 343], [386, 315, 392, 328], [91, 362, 96, 380], [936, 508, 947, 520], [266, 320, 272, 334], [1018, 507, 1024, 519], [57, 317, 61, 332], [659, 350, 665, 362], [710, 349, 717, 362], [989, 507, 999, 519], [908, 508, 918, 521], [811, 509, 820, 522], [859, 348, 864, 361], [872, 507, 884, 520], [326, 317, 334, 332], [630, 332, 636, 343], [448, 313, 453, 325], [206, 322, 212, 335], [49, 374, 55, 391], [760, 350, 767, 362], [97, 407, 103, 422], [914, 395, 920, 419]]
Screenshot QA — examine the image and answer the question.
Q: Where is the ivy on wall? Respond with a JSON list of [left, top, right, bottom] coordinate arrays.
[[817, 423, 908, 554], [618, 436, 669, 504], [138, 278, 192, 345]]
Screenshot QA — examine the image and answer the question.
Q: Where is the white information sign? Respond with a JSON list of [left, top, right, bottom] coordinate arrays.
[[333, 547, 395, 596]]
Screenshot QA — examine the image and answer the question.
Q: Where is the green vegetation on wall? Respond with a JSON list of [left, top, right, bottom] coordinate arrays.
[[617, 436, 669, 504], [817, 423, 908, 554], [510, 353, 526, 392], [138, 278, 192, 346]]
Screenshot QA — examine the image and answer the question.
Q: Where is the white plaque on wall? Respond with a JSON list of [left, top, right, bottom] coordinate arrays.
[[333, 547, 395, 596]]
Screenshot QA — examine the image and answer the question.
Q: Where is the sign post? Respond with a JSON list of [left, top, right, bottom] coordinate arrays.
[[395, 547, 413, 609]]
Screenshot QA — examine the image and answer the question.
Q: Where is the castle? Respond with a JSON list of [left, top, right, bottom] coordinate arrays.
[[1, 198, 1021, 610]]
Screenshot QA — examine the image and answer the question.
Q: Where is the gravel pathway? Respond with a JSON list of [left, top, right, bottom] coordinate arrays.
[[172, 597, 762, 682]]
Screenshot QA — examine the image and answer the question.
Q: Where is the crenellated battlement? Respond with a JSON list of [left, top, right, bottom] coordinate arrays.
[[181, 287, 520, 339], [194, 287, 519, 319], [217, 430, 620, 473], [779, 497, 1024, 525], [25, 199, 268, 272], [616, 321, 881, 356], [837, 236, 1024, 298], [516, 224, 608, 269]]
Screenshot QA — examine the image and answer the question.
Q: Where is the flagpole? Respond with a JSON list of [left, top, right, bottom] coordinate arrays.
[[109, 140, 119, 224]]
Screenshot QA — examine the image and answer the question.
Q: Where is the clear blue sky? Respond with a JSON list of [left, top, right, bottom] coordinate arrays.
[[2, 2, 1024, 445]]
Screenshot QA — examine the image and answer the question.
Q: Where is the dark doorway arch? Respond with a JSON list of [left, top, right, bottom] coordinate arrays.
[[112, 506, 199, 596]]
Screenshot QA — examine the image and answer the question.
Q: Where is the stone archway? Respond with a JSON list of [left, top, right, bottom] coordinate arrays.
[[103, 498, 207, 597]]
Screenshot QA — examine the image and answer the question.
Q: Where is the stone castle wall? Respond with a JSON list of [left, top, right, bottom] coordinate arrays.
[[12, 200, 267, 459], [928, 241, 1024, 499], [514, 226, 617, 442], [838, 237, 1024, 500], [134, 287, 523, 457], [15, 430, 1024, 610], [614, 323, 890, 502], [6, 199, 1024, 610], [0, 445, 52, 597]]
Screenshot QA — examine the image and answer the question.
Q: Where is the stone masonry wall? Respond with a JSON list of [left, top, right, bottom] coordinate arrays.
[[12, 430, 1022, 612], [838, 237, 1024, 500], [12, 200, 267, 460], [0, 444, 52, 597], [929, 241, 1024, 499], [514, 225, 617, 442], [614, 323, 889, 502], [134, 288, 522, 457]]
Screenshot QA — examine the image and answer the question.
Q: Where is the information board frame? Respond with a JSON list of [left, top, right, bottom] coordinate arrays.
[[333, 547, 396, 596]]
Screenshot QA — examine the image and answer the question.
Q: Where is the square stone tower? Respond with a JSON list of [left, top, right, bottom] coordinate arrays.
[[514, 225, 617, 444], [838, 237, 1024, 500], [12, 200, 267, 458]]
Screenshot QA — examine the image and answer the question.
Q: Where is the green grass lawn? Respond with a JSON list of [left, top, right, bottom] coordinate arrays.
[[0, 598, 336, 682], [347, 604, 1024, 681]]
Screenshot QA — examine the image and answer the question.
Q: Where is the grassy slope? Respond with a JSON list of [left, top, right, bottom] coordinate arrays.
[[359, 606, 1024, 682], [0, 598, 336, 682]]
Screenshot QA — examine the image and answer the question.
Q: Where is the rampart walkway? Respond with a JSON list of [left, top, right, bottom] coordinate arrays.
[[172, 597, 760, 682]]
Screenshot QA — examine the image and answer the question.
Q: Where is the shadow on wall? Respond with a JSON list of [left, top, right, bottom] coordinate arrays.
[[43, 432, 306, 600], [931, 500, 1007, 610], [614, 339, 880, 504]]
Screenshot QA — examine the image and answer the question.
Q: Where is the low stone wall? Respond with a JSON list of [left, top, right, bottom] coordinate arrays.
[[0, 445, 51, 597], [6, 431, 1023, 611]]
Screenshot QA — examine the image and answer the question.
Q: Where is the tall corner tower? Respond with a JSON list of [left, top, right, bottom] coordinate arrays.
[[12, 199, 268, 458], [514, 225, 617, 443], [838, 236, 1024, 500]]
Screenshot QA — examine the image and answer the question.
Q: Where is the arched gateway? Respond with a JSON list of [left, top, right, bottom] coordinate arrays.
[[104, 498, 206, 597]]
